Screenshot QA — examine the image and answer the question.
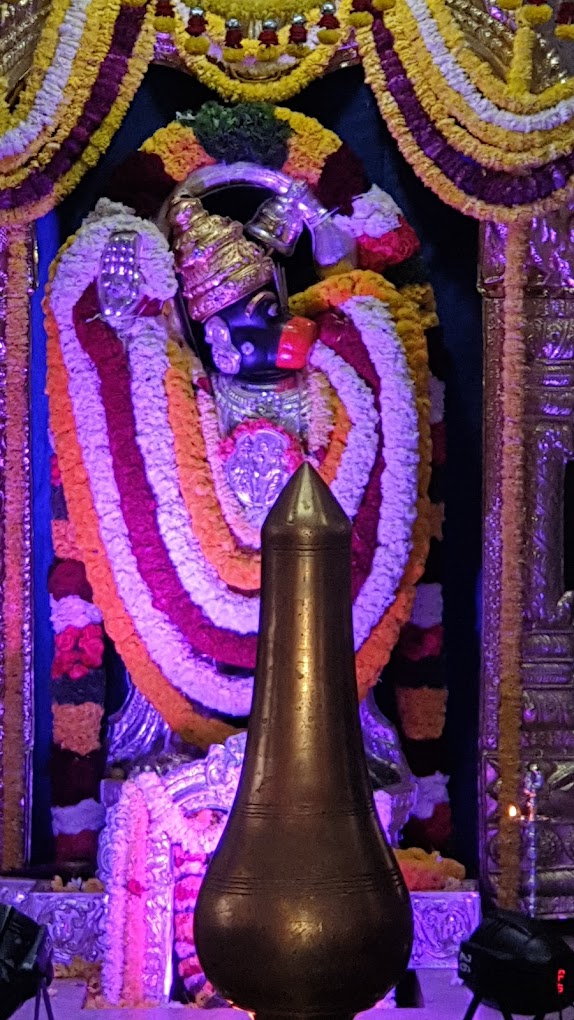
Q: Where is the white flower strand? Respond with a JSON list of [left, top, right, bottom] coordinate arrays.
[[127, 317, 260, 633], [309, 340, 379, 521], [342, 296, 420, 649], [51, 213, 253, 716]]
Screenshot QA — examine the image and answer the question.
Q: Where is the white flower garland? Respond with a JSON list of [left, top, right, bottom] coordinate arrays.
[[333, 185, 402, 239], [51, 797, 105, 835], [429, 374, 445, 426], [307, 366, 334, 454], [341, 296, 419, 649], [51, 210, 253, 716], [410, 582, 443, 629], [127, 317, 259, 634], [49, 209, 421, 720], [50, 593, 102, 633], [309, 340, 379, 521]]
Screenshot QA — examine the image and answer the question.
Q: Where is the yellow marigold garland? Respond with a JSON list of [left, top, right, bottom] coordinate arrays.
[[52, 518, 83, 561], [2, 227, 30, 870], [2, 0, 121, 183], [141, 110, 343, 193], [418, 0, 574, 113], [0, 0, 75, 157], [52, 702, 105, 756], [276, 107, 342, 183], [383, 2, 574, 163], [357, 22, 574, 222], [497, 220, 528, 911], [141, 123, 216, 181], [169, 0, 353, 103], [396, 687, 447, 740], [0, 0, 156, 226], [507, 14, 536, 99]]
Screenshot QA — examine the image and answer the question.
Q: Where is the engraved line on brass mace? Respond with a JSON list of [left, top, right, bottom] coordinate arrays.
[[194, 462, 413, 1020]]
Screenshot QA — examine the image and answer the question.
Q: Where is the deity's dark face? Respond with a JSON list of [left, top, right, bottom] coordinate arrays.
[[201, 287, 316, 383]]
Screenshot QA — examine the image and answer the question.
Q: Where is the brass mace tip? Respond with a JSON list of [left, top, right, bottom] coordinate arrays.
[[263, 461, 351, 549]]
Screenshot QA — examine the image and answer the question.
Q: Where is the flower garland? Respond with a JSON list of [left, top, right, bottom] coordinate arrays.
[[0, 0, 100, 169], [290, 270, 431, 696], [47, 222, 428, 720], [3, 0, 574, 225], [2, 227, 31, 871], [46, 312, 240, 747], [0, 0, 155, 225], [357, 15, 574, 221], [1, 0, 122, 179], [45, 108, 449, 870], [417, 0, 574, 114], [381, 1, 574, 165], [167, 0, 355, 105], [394, 0, 574, 128], [48, 497, 108, 865], [497, 220, 528, 911]]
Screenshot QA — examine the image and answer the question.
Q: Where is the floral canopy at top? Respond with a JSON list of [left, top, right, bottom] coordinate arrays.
[[44, 105, 440, 747], [3, 0, 574, 221]]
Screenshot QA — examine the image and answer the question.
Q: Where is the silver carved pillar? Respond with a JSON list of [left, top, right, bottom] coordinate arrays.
[[480, 210, 574, 917]]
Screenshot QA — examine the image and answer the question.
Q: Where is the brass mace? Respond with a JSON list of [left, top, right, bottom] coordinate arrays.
[[194, 463, 413, 1020]]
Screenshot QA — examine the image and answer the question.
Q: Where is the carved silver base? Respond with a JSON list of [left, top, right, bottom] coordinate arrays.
[[0, 879, 107, 966], [410, 887, 481, 968], [0, 878, 478, 973]]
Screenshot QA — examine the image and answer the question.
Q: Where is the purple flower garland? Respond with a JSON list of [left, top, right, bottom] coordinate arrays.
[[372, 19, 574, 208], [0, 4, 147, 213]]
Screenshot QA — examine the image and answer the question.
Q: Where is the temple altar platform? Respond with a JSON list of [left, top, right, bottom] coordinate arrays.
[[14, 973, 572, 1020]]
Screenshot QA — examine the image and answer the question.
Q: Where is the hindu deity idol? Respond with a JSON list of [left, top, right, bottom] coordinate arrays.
[[46, 105, 449, 1001]]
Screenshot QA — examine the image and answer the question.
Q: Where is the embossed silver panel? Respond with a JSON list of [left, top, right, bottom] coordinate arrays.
[[481, 218, 574, 916], [0, 880, 107, 966]]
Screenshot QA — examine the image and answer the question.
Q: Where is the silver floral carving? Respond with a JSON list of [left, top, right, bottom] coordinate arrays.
[[107, 678, 171, 768], [480, 221, 574, 915], [212, 372, 308, 439], [410, 889, 481, 968], [0, 881, 107, 966]]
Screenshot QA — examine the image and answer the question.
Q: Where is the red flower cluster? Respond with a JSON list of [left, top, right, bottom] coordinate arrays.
[[316, 144, 368, 216], [52, 623, 104, 680], [48, 559, 93, 602], [173, 847, 207, 869], [358, 218, 420, 272], [50, 454, 62, 488], [178, 955, 204, 981], [398, 623, 444, 662], [174, 874, 204, 902], [127, 878, 144, 897]]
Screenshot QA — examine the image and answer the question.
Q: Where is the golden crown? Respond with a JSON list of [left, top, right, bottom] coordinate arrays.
[[167, 194, 275, 322]]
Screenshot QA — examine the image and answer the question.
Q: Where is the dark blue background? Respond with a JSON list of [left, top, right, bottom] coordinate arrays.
[[31, 63, 482, 872]]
